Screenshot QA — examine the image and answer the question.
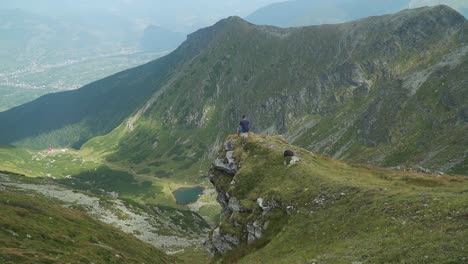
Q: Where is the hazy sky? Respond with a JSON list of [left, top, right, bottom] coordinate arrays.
[[0, 0, 285, 32]]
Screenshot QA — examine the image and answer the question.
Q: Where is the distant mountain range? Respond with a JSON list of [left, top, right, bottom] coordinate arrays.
[[1, 6, 466, 175], [246, 0, 468, 27]]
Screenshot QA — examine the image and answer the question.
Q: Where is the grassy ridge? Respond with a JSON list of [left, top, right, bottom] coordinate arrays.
[[210, 134, 468, 263]]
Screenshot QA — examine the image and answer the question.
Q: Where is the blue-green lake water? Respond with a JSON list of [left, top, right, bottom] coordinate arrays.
[[172, 186, 205, 205]]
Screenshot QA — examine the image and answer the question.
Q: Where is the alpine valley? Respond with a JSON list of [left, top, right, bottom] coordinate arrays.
[[0, 5, 467, 263]]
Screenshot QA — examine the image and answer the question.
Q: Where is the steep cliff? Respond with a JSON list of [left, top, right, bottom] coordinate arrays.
[[205, 134, 467, 263]]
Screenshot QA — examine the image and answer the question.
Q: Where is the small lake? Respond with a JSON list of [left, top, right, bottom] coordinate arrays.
[[173, 186, 205, 205]]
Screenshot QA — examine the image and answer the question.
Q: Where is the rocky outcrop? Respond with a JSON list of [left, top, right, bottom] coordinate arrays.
[[213, 157, 237, 174], [204, 137, 273, 256], [205, 138, 242, 255], [246, 221, 265, 244], [204, 227, 240, 256], [212, 139, 238, 174]]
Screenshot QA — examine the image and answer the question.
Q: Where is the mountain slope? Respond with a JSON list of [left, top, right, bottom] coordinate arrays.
[[1, 6, 467, 175], [0, 173, 174, 263], [205, 134, 468, 263]]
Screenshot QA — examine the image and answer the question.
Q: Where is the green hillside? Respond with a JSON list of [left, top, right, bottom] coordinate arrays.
[[205, 134, 468, 263], [0, 173, 174, 264]]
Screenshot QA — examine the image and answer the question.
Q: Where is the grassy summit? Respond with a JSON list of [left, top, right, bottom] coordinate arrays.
[[208, 134, 468, 263]]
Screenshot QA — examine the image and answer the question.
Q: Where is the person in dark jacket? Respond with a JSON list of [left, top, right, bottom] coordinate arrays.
[[238, 115, 250, 136]]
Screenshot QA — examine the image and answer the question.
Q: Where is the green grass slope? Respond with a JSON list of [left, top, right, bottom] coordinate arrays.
[[207, 134, 468, 263], [0, 179, 174, 263]]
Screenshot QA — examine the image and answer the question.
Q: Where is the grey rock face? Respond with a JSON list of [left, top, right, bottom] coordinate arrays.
[[204, 227, 240, 256], [206, 138, 264, 255], [224, 139, 237, 151], [257, 197, 281, 212], [205, 138, 275, 256], [213, 139, 238, 174], [212, 145, 238, 174], [213, 158, 237, 174], [246, 221, 263, 244], [228, 197, 246, 212], [216, 190, 230, 214], [226, 151, 235, 163]]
